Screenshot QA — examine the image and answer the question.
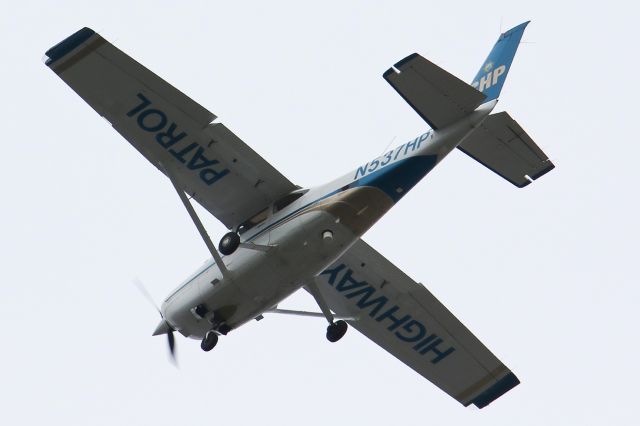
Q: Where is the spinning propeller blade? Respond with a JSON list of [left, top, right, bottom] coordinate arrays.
[[134, 278, 178, 365], [167, 330, 176, 362], [133, 278, 161, 316]]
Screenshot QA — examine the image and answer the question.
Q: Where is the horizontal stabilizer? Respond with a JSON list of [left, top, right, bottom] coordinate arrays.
[[458, 112, 554, 187], [384, 53, 486, 130]]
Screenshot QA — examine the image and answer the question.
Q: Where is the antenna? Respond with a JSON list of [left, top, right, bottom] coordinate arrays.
[[380, 136, 397, 157]]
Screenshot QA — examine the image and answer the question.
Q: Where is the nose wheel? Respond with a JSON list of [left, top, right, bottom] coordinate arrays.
[[201, 330, 219, 352], [326, 320, 348, 342]]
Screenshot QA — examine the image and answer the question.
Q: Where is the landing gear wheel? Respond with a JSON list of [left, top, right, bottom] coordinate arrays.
[[326, 320, 348, 343], [201, 331, 219, 352], [219, 232, 240, 255]]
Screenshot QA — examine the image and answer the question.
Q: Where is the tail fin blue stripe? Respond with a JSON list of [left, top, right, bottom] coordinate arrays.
[[471, 21, 529, 102]]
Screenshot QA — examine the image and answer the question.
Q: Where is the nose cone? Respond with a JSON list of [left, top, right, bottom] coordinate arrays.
[[152, 319, 172, 336]]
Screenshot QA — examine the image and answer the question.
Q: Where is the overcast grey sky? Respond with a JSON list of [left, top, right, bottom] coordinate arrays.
[[1, 1, 638, 425]]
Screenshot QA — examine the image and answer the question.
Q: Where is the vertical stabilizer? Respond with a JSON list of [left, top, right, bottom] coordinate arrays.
[[471, 21, 529, 102]]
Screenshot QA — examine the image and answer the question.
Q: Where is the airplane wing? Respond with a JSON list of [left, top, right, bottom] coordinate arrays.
[[44, 28, 297, 230], [383, 53, 486, 130], [315, 239, 519, 408]]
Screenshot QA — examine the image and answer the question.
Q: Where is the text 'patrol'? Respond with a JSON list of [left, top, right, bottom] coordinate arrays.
[[127, 93, 229, 186]]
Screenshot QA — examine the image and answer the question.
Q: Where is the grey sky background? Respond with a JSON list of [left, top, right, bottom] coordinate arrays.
[[1, 1, 638, 424]]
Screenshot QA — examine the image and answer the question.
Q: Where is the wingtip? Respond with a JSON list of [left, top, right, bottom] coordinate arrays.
[[471, 372, 520, 408], [44, 27, 95, 67]]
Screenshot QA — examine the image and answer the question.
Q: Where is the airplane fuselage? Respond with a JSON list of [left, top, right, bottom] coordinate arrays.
[[161, 101, 497, 339]]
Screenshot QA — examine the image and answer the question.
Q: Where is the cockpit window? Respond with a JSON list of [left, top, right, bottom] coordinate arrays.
[[273, 190, 308, 213], [237, 207, 270, 235]]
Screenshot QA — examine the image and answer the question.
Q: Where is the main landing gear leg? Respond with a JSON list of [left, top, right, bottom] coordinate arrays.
[[305, 280, 348, 343]]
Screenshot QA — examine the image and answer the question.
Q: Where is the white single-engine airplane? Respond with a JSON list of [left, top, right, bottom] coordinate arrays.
[[45, 21, 553, 408]]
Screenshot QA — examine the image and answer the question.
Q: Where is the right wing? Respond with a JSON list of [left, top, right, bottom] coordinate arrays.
[[315, 239, 519, 408], [383, 53, 486, 130], [458, 112, 555, 187], [45, 28, 297, 230]]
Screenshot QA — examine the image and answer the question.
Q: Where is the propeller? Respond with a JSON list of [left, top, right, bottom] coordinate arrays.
[[134, 278, 177, 364]]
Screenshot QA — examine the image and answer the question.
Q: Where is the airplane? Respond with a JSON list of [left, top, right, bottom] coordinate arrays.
[[44, 21, 553, 409]]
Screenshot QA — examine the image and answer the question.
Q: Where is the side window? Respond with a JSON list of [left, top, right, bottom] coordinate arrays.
[[237, 208, 270, 235], [273, 190, 307, 213]]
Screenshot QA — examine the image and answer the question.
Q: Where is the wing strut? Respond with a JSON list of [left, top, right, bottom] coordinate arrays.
[[164, 165, 231, 280], [264, 308, 357, 321]]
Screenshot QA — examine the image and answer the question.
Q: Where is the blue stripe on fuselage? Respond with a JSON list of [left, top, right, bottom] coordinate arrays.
[[243, 154, 438, 242], [351, 155, 438, 202], [242, 189, 341, 242]]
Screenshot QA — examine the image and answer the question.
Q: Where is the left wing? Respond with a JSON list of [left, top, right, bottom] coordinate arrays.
[[315, 239, 519, 408], [45, 28, 297, 230]]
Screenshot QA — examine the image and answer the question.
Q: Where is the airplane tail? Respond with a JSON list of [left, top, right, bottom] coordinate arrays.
[[470, 21, 529, 102], [459, 21, 554, 188], [382, 22, 529, 130], [383, 21, 554, 187]]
